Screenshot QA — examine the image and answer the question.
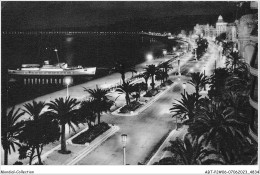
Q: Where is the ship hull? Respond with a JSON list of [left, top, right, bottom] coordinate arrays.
[[8, 67, 96, 76]]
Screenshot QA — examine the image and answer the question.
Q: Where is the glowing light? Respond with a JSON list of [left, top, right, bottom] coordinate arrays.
[[64, 76, 72, 86], [66, 37, 73, 42], [146, 54, 153, 61], [182, 83, 187, 90], [163, 50, 167, 55], [121, 134, 127, 146], [190, 68, 194, 72]]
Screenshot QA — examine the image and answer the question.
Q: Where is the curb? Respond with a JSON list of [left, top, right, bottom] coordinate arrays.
[[146, 129, 177, 165], [29, 125, 118, 165], [66, 125, 119, 165]]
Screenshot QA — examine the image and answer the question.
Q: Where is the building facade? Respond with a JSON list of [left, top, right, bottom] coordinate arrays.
[[237, 3, 258, 142], [194, 15, 237, 41]]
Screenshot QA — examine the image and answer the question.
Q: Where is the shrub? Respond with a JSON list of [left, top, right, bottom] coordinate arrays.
[[119, 101, 142, 113], [13, 161, 23, 165], [144, 89, 160, 97], [161, 80, 173, 87], [72, 122, 110, 144]]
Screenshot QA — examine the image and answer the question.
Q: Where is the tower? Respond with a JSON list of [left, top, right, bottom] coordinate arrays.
[[216, 15, 227, 36]]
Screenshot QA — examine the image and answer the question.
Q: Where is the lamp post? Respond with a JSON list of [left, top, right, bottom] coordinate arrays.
[[203, 66, 206, 90], [194, 47, 198, 61], [182, 82, 186, 94], [121, 134, 127, 165], [64, 76, 72, 97], [177, 53, 181, 76]]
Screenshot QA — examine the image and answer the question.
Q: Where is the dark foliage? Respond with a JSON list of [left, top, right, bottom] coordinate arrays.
[[72, 123, 110, 144], [119, 101, 142, 113]]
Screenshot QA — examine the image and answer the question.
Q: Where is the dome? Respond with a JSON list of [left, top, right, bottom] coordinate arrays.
[[217, 15, 224, 23]]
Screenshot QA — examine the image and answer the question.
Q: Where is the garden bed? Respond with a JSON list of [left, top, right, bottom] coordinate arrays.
[[163, 80, 174, 86], [71, 122, 110, 145], [119, 101, 143, 113], [143, 89, 160, 97]]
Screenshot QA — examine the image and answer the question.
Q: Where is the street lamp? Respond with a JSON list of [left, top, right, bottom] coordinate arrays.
[[177, 53, 181, 76], [121, 134, 127, 165], [162, 49, 167, 55], [194, 48, 198, 61], [146, 54, 153, 61], [203, 66, 206, 90], [182, 83, 187, 94], [64, 76, 72, 97]]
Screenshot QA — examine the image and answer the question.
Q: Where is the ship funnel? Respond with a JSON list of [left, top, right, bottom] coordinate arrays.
[[44, 60, 50, 65]]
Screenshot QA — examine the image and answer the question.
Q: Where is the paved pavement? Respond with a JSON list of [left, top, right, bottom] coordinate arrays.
[[74, 41, 222, 165], [1, 54, 173, 165], [145, 41, 225, 164], [2, 40, 224, 165]]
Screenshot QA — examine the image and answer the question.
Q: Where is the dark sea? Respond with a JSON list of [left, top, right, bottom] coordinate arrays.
[[2, 34, 177, 106]]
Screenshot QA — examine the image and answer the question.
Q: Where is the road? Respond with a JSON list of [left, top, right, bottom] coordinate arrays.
[[75, 40, 221, 165], [2, 39, 222, 165]]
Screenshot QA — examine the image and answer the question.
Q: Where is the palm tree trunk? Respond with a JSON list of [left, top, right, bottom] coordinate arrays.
[[121, 74, 126, 85], [126, 93, 130, 105], [60, 124, 67, 152], [29, 146, 36, 165], [97, 112, 101, 124], [151, 75, 155, 90], [4, 149, 8, 165], [36, 146, 42, 165], [145, 80, 148, 92], [165, 69, 168, 81]]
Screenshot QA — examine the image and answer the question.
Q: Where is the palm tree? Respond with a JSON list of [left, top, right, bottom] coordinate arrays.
[[22, 101, 45, 164], [188, 72, 208, 98], [170, 93, 201, 123], [188, 101, 249, 163], [112, 60, 136, 85], [131, 82, 146, 101], [79, 99, 97, 128], [48, 97, 80, 154], [20, 101, 60, 164], [208, 68, 230, 101], [1, 107, 24, 165], [225, 50, 241, 73], [115, 81, 135, 105], [136, 71, 150, 92], [84, 87, 113, 124], [155, 69, 165, 84], [145, 64, 158, 90], [158, 61, 173, 81], [225, 61, 251, 95], [161, 135, 224, 165]]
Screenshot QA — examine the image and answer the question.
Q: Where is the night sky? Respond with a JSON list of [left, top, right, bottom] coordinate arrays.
[[2, 1, 239, 30]]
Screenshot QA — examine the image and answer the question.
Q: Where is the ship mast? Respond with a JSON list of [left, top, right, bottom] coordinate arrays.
[[54, 48, 61, 67]]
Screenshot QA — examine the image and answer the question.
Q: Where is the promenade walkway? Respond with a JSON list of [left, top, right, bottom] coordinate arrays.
[[2, 54, 173, 165], [2, 40, 223, 165], [146, 41, 225, 164]]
